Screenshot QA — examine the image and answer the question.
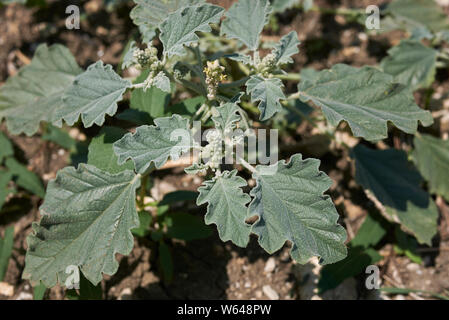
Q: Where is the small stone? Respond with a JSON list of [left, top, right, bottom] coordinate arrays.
[[0, 282, 14, 297], [244, 281, 251, 288], [16, 292, 33, 300], [255, 290, 263, 298], [118, 288, 133, 300], [262, 285, 279, 300], [264, 257, 276, 273], [406, 263, 420, 272]]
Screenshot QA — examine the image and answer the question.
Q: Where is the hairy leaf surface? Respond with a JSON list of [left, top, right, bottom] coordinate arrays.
[[273, 31, 300, 65], [23, 164, 140, 287], [59, 61, 131, 128], [352, 145, 438, 245], [248, 154, 347, 264], [197, 170, 251, 247], [298, 64, 433, 141], [246, 76, 285, 121]]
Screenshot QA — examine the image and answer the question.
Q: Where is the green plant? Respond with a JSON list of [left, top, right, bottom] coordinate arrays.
[[0, 0, 445, 294]]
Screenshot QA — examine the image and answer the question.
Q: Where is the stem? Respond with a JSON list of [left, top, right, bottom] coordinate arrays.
[[238, 157, 257, 174], [139, 174, 148, 209], [275, 73, 301, 82]]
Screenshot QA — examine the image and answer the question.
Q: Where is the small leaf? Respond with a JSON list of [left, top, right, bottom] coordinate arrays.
[[298, 64, 433, 141], [0, 226, 14, 281], [246, 76, 285, 121], [152, 72, 171, 93], [352, 145, 438, 245], [273, 31, 300, 65], [197, 170, 251, 247], [412, 134, 449, 202], [88, 127, 135, 174], [220, 0, 272, 51], [5, 158, 45, 198], [381, 40, 438, 90], [249, 154, 347, 264], [132, 211, 152, 237], [160, 4, 224, 57], [158, 241, 173, 283], [113, 115, 192, 174], [0, 132, 13, 163], [212, 102, 241, 132], [350, 212, 387, 248], [23, 164, 140, 287], [59, 61, 131, 128], [121, 40, 137, 69], [0, 44, 82, 136], [165, 212, 212, 241], [224, 53, 252, 65]]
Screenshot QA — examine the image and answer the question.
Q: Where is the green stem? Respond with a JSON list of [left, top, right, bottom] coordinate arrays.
[[275, 73, 301, 82]]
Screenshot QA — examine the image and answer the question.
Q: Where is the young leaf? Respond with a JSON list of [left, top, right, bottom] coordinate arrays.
[[220, 0, 272, 51], [130, 0, 205, 42], [246, 76, 285, 121], [5, 158, 45, 198], [273, 31, 300, 65], [212, 102, 241, 132], [0, 226, 14, 281], [152, 72, 171, 93], [248, 154, 347, 264], [58, 61, 131, 128], [160, 4, 224, 57], [351, 145, 438, 245], [23, 164, 141, 287], [298, 64, 433, 141], [113, 115, 192, 174], [381, 40, 438, 90], [412, 134, 449, 202], [0, 132, 13, 163], [88, 127, 135, 174], [0, 44, 82, 136], [197, 170, 251, 248]]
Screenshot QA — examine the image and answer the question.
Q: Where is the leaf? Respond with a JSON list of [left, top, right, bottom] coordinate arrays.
[[0, 131, 13, 163], [212, 102, 241, 132], [381, 40, 438, 90], [221, 0, 271, 51], [159, 190, 198, 206], [121, 40, 137, 70], [350, 212, 387, 248], [248, 154, 347, 264], [271, 0, 299, 13], [273, 31, 300, 65], [0, 226, 14, 281], [130, 0, 205, 42], [152, 72, 171, 93], [298, 64, 433, 141], [66, 273, 103, 300], [42, 124, 76, 150], [412, 134, 449, 202], [246, 76, 285, 121], [197, 170, 251, 247], [33, 283, 47, 300], [0, 170, 13, 209], [113, 115, 192, 174], [351, 145, 438, 245], [5, 158, 45, 198], [132, 211, 152, 237], [0, 44, 82, 136], [224, 53, 252, 65], [165, 212, 212, 241], [385, 0, 449, 32], [58, 61, 131, 128], [394, 227, 422, 264], [88, 127, 135, 174], [169, 96, 206, 117], [158, 241, 173, 283], [160, 4, 224, 57], [23, 164, 140, 287]]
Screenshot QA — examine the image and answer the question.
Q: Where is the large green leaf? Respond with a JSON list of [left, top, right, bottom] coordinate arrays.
[[0, 44, 82, 136], [385, 0, 449, 32], [381, 40, 438, 90], [58, 61, 131, 128], [298, 64, 433, 141], [248, 154, 347, 264], [413, 134, 449, 202], [220, 0, 271, 51], [273, 31, 300, 65], [113, 115, 192, 174], [0, 132, 13, 163], [246, 76, 285, 121], [130, 83, 171, 119], [23, 164, 140, 287], [165, 212, 212, 241], [197, 170, 251, 247], [160, 3, 224, 57], [130, 0, 205, 41], [351, 145, 438, 245], [5, 158, 45, 198], [88, 127, 135, 174]]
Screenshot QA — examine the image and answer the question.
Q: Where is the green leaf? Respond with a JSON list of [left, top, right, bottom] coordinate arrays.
[[298, 64, 433, 141], [160, 4, 224, 57], [169, 96, 206, 117], [197, 170, 251, 248], [113, 115, 192, 174], [130, 0, 205, 42], [350, 212, 387, 248], [33, 283, 47, 300], [394, 227, 422, 264], [385, 0, 449, 32], [88, 127, 135, 174], [273, 31, 300, 65], [412, 134, 449, 202], [381, 40, 438, 90], [165, 212, 212, 241], [0, 170, 13, 209], [158, 241, 173, 283], [221, 0, 271, 51], [246, 76, 285, 121], [159, 190, 198, 206], [271, 0, 299, 13], [121, 40, 137, 70], [23, 164, 140, 287], [5, 158, 45, 198], [66, 273, 103, 300], [152, 72, 171, 93], [351, 145, 438, 245], [59, 61, 131, 128], [132, 211, 152, 237], [249, 154, 347, 264], [0, 44, 82, 136], [42, 124, 76, 150], [0, 131, 13, 163], [212, 102, 241, 132], [0, 226, 14, 281]]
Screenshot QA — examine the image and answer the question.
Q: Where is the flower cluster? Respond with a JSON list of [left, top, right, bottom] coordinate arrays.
[[256, 53, 277, 78], [201, 129, 223, 170], [204, 60, 227, 100]]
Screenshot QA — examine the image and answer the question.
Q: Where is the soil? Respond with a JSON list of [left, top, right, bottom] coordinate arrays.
[[0, 0, 448, 300]]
